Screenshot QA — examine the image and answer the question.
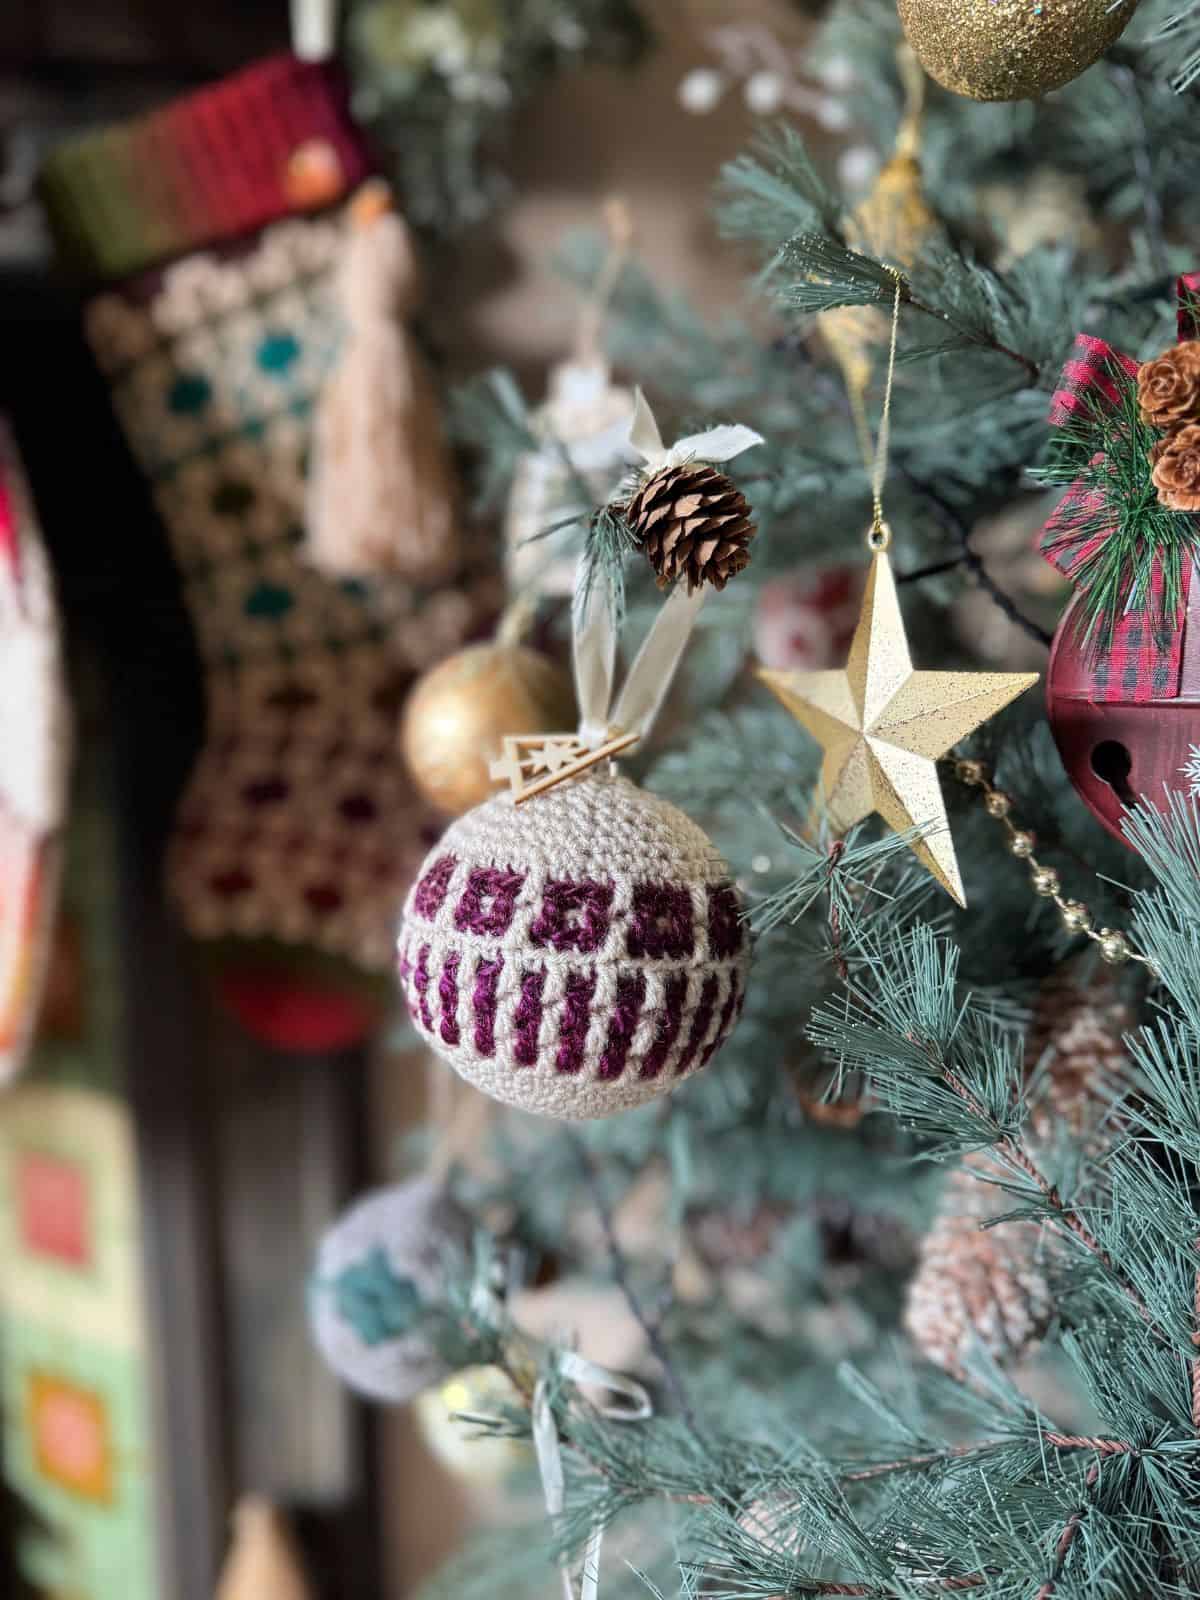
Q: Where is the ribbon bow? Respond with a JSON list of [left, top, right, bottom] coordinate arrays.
[[491, 392, 763, 802], [1039, 271, 1200, 703]]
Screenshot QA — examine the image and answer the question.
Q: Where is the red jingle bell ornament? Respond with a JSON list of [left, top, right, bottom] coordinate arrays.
[[1041, 275, 1200, 848]]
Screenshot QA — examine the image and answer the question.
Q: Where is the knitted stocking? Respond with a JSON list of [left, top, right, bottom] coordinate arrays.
[[41, 57, 493, 1051]]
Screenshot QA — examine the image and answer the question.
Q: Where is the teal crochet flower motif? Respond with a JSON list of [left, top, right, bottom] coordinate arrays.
[[257, 330, 301, 375], [332, 1247, 423, 1346], [243, 581, 295, 619], [167, 372, 212, 415]]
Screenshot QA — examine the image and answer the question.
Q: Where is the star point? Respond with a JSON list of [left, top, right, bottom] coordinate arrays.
[[758, 551, 1038, 905]]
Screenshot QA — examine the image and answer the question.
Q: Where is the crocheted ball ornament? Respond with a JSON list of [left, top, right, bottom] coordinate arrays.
[[309, 1175, 467, 1404], [397, 771, 751, 1120]]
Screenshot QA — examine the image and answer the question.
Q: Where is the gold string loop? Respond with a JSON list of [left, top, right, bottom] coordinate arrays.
[[866, 266, 904, 550]]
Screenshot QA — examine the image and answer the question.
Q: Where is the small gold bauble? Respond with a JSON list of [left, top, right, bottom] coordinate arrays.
[[401, 641, 576, 816], [896, 0, 1138, 102], [956, 758, 986, 786], [1030, 864, 1059, 897], [412, 1365, 530, 1487], [1060, 899, 1092, 934], [1008, 829, 1035, 858], [1097, 928, 1131, 966], [984, 790, 1012, 819]]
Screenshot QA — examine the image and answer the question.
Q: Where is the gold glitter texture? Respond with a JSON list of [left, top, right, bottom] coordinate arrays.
[[896, 0, 1138, 101]]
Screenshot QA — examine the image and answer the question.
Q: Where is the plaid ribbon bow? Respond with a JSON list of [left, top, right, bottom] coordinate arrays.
[[1039, 271, 1200, 703]]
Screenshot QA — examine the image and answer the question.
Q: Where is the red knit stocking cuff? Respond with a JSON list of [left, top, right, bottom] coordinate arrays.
[[40, 54, 374, 282]]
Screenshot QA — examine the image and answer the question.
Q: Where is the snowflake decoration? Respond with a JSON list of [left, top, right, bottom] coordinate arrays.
[[1180, 744, 1200, 797]]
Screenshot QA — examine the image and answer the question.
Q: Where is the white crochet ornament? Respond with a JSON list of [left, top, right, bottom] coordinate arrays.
[[309, 1175, 467, 1403], [397, 771, 750, 1120]]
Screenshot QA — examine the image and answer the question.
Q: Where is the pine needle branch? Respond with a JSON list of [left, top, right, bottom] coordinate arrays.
[[566, 1129, 702, 1437], [1032, 369, 1200, 644]]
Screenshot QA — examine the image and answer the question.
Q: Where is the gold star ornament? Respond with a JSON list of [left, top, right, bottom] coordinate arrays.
[[758, 549, 1038, 906]]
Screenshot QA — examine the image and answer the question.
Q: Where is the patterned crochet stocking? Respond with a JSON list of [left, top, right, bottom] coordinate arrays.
[[42, 57, 494, 1051]]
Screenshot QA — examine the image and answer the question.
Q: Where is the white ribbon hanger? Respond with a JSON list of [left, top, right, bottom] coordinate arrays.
[[532, 1351, 652, 1600], [291, 0, 339, 60], [491, 391, 762, 803]]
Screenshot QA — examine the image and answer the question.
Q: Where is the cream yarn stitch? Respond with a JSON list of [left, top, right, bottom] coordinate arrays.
[[397, 772, 751, 1119]]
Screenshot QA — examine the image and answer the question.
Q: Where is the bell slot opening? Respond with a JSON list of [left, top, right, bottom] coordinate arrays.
[[1090, 739, 1136, 808]]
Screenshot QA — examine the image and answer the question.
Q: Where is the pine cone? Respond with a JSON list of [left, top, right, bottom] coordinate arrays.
[[1025, 961, 1132, 1143], [1137, 340, 1200, 429], [907, 962, 1134, 1380], [625, 463, 755, 592], [1151, 424, 1200, 512], [904, 1159, 1055, 1380]]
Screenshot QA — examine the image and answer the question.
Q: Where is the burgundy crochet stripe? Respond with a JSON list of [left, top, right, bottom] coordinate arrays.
[[640, 972, 688, 1079], [598, 970, 647, 1081], [675, 973, 719, 1075], [627, 882, 695, 960], [413, 944, 434, 1031], [530, 878, 614, 954], [453, 866, 526, 936], [472, 955, 504, 1057], [556, 968, 598, 1074], [707, 883, 744, 959], [412, 853, 457, 921], [513, 968, 547, 1067], [437, 950, 461, 1047], [700, 969, 742, 1068]]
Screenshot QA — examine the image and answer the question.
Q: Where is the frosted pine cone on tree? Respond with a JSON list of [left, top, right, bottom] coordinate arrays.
[[904, 1156, 1055, 1379], [906, 964, 1132, 1378]]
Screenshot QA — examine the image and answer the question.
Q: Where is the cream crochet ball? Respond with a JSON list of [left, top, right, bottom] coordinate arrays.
[[309, 1175, 467, 1403], [397, 771, 751, 1119]]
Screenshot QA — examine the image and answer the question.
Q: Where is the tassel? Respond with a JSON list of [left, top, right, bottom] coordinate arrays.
[[214, 1497, 314, 1600], [305, 180, 461, 582]]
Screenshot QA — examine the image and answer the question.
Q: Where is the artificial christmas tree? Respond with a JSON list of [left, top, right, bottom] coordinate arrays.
[[303, 4, 1200, 1595], [22, 1, 1200, 1596]]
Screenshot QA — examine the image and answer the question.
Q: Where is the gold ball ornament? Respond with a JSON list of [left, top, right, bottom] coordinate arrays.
[[401, 641, 575, 816], [412, 1365, 530, 1488], [896, 0, 1139, 101]]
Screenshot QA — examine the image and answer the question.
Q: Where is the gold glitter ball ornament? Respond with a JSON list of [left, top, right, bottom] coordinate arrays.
[[895, 0, 1139, 101], [401, 641, 575, 816]]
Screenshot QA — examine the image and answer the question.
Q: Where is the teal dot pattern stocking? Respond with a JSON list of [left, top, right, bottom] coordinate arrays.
[[85, 207, 497, 974]]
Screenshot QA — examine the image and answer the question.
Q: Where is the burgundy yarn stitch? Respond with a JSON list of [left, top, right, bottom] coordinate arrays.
[[675, 973, 719, 1074], [413, 943, 435, 1031], [707, 884, 744, 959], [598, 970, 647, 1080], [438, 950, 461, 1046], [513, 968, 547, 1066], [626, 883, 695, 960], [700, 970, 741, 1068], [640, 972, 688, 1079], [453, 866, 526, 937], [556, 968, 598, 1074], [413, 854, 457, 921], [471, 955, 504, 1056], [530, 878, 614, 954]]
